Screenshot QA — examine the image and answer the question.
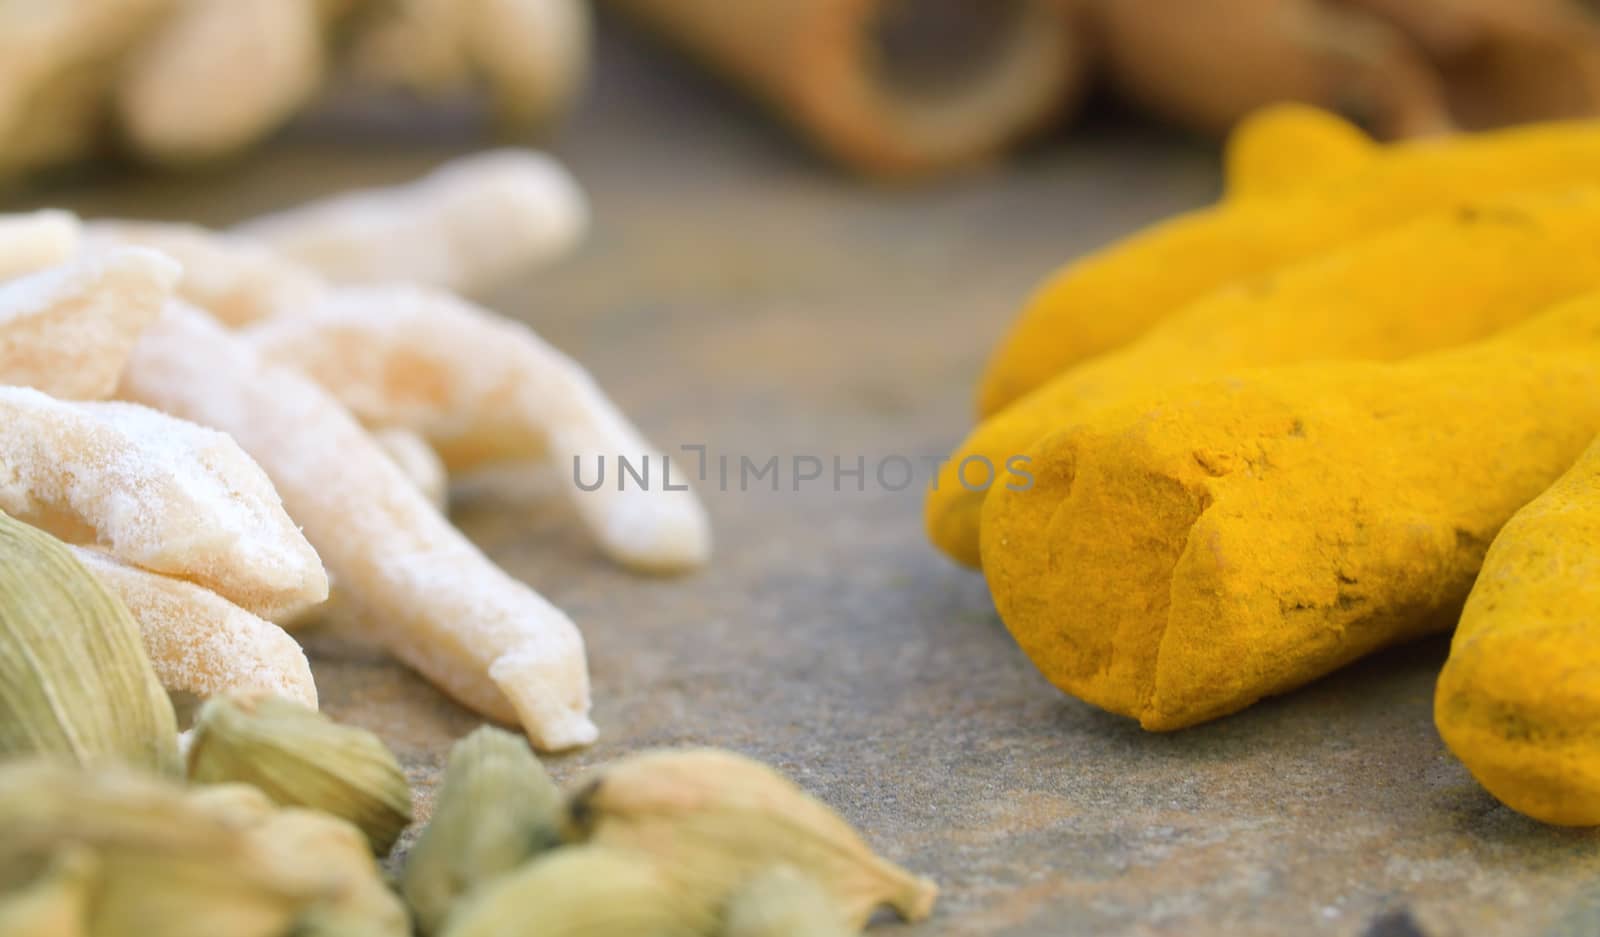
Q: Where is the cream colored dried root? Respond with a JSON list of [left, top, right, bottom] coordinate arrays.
[[0, 386, 327, 621], [234, 149, 588, 293], [0, 247, 179, 400], [120, 303, 596, 751], [374, 428, 449, 510], [348, 0, 591, 130], [70, 547, 318, 708], [114, 0, 325, 165], [0, 211, 81, 282], [245, 285, 711, 573], [85, 220, 324, 327], [0, 0, 178, 180]]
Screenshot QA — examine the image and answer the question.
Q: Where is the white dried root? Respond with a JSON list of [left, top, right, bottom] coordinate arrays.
[[120, 303, 597, 751], [373, 428, 449, 510], [0, 248, 179, 400], [0, 387, 328, 622], [244, 285, 712, 573], [0, 211, 82, 283], [114, 0, 326, 166], [348, 0, 592, 130], [0, 0, 177, 180], [70, 547, 319, 709], [84, 220, 324, 327], [232, 149, 588, 294]]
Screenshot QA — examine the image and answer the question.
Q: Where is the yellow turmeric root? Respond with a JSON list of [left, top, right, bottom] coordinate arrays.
[[1223, 104, 1378, 200], [980, 294, 1600, 730], [977, 115, 1600, 417], [930, 186, 1600, 567], [1435, 434, 1600, 826]]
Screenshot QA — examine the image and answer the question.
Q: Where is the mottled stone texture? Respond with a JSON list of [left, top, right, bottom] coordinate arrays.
[[16, 18, 1597, 937]]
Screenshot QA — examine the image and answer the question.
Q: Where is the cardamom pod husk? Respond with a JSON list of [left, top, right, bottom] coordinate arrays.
[[439, 845, 713, 937], [186, 692, 413, 855], [252, 808, 412, 937], [0, 511, 179, 775], [0, 759, 330, 937], [563, 749, 937, 930], [724, 866, 854, 937], [402, 726, 563, 935], [0, 846, 97, 937]]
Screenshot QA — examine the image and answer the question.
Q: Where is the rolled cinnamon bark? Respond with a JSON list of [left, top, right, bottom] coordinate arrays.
[[1092, 0, 1454, 139], [606, 0, 1090, 177]]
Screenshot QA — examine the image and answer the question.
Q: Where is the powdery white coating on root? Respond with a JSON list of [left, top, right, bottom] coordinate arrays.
[[244, 284, 711, 573], [0, 247, 179, 400], [0, 211, 81, 282], [85, 220, 325, 326], [72, 546, 318, 708], [120, 303, 596, 750], [0, 386, 328, 621], [233, 149, 588, 293], [373, 428, 449, 510]]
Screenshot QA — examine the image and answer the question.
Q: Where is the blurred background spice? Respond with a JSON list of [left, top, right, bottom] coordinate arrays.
[[7, 0, 1600, 184]]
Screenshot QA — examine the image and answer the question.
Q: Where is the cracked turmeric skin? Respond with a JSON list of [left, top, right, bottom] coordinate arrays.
[[980, 295, 1600, 730], [976, 115, 1600, 418], [1435, 434, 1600, 826], [929, 186, 1600, 567]]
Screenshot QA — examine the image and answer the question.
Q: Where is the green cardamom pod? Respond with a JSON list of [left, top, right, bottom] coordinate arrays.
[[564, 749, 937, 930], [724, 866, 854, 937], [0, 511, 179, 775], [186, 692, 413, 855], [0, 846, 97, 937], [440, 846, 713, 937], [402, 726, 563, 935]]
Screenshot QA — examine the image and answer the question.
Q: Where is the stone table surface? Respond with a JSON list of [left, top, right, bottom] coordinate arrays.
[[14, 21, 1599, 937]]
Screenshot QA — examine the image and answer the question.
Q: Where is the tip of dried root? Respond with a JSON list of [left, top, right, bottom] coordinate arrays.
[[489, 647, 598, 752]]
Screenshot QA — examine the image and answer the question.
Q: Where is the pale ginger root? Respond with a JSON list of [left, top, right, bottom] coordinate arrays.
[[0, 0, 177, 181], [0, 386, 329, 622], [347, 0, 592, 131], [244, 285, 712, 573], [374, 428, 450, 510], [89, 212, 711, 573], [0, 211, 82, 283], [0, 247, 180, 401], [233, 149, 588, 294], [120, 303, 596, 751], [1435, 433, 1600, 826], [979, 115, 1600, 417], [70, 547, 320, 710], [114, 0, 326, 166], [932, 185, 1600, 566], [84, 220, 325, 327], [982, 294, 1600, 730]]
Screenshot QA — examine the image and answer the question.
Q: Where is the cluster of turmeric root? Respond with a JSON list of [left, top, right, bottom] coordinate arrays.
[[0, 0, 589, 182], [928, 105, 1600, 827]]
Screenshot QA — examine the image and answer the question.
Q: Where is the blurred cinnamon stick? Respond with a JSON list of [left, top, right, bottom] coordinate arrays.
[[1090, 0, 1454, 139], [605, 0, 1091, 178]]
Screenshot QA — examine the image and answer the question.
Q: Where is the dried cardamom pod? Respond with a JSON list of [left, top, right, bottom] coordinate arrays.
[[0, 511, 180, 775], [0, 759, 330, 937], [0, 846, 97, 937], [439, 846, 713, 937], [724, 866, 853, 937], [402, 726, 563, 935], [186, 692, 413, 855], [251, 808, 412, 937], [564, 749, 937, 930]]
